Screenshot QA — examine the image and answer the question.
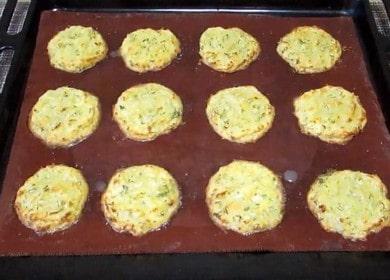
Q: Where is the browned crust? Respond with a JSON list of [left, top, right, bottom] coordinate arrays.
[[28, 91, 102, 148], [48, 36, 108, 74], [292, 87, 367, 145], [201, 45, 260, 73], [120, 31, 181, 73], [112, 84, 183, 142], [276, 25, 342, 74], [121, 44, 181, 73], [205, 87, 275, 144], [199, 27, 260, 73], [14, 164, 88, 235], [101, 165, 182, 236], [205, 160, 286, 235], [307, 170, 389, 241], [112, 106, 183, 142]]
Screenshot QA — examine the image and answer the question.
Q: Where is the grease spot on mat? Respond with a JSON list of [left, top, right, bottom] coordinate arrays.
[[283, 170, 298, 183], [189, 191, 198, 201], [95, 180, 107, 192], [110, 50, 120, 58], [163, 241, 182, 252], [320, 239, 343, 250]]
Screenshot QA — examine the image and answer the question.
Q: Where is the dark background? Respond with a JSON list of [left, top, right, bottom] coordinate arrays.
[[0, 252, 388, 279]]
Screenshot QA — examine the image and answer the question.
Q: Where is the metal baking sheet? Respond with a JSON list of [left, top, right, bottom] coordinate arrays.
[[0, 11, 389, 256]]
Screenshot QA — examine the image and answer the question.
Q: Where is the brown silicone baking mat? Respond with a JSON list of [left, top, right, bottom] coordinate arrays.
[[0, 11, 389, 256]]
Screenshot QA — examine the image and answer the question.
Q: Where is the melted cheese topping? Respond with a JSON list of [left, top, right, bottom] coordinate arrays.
[[101, 165, 181, 236], [47, 25, 107, 73], [294, 85, 366, 144], [29, 86, 101, 147], [206, 86, 275, 143], [14, 165, 88, 234], [206, 160, 285, 235], [199, 27, 260, 73], [277, 26, 342, 74], [308, 170, 390, 241], [120, 28, 181, 73], [113, 83, 183, 141]]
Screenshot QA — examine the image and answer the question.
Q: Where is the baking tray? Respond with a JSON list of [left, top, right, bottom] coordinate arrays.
[[0, 0, 389, 278], [2, 9, 390, 255]]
